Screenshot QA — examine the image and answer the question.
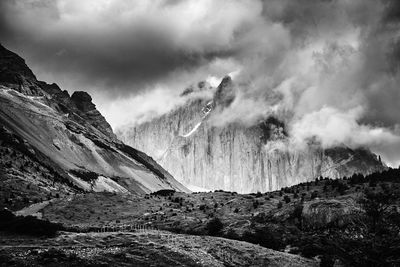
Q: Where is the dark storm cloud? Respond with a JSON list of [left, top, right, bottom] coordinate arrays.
[[0, 0, 400, 165], [0, 0, 245, 97], [382, 0, 400, 24], [18, 35, 234, 95]]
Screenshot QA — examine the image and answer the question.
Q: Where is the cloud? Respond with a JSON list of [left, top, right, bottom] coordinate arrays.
[[1, 0, 400, 166], [103, 87, 185, 129], [0, 0, 258, 97], [290, 106, 400, 148], [104, 79, 216, 129], [205, 0, 400, 166], [289, 106, 400, 167]]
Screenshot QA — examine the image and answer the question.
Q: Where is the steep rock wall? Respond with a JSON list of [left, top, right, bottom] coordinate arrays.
[[119, 80, 384, 193]]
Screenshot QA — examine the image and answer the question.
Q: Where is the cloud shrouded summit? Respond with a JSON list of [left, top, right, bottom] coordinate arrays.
[[0, 0, 399, 166]]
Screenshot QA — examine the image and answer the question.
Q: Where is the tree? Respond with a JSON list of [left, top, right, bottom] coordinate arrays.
[[359, 189, 396, 232], [311, 191, 318, 199], [283, 195, 291, 203], [253, 200, 260, 209], [241, 227, 283, 250]]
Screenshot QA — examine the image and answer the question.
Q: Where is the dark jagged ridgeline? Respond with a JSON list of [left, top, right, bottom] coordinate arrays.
[[116, 143, 174, 181], [347, 167, 400, 184], [0, 44, 41, 95]]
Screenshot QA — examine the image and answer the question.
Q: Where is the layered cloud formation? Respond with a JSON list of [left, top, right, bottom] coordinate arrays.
[[0, 0, 399, 166]]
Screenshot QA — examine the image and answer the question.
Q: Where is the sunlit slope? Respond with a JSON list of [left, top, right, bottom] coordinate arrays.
[[0, 44, 187, 195]]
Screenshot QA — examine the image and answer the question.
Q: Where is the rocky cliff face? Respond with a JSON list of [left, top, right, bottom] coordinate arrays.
[[119, 77, 385, 193], [0, 44, 187, 207], [70, 91, 117, 140], [0, 44, 42, 96]]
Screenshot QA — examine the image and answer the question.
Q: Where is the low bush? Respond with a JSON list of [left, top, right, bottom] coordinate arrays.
[[240, 227, 284, 251], [206, 217, 223, 236], [151, 189, 176, 197]]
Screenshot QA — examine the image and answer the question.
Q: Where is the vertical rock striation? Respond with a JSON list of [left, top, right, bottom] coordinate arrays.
[[119, 78, 385, 193]]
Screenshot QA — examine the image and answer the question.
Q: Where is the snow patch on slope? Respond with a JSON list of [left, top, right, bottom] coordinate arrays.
[[180, 101, 213, 138], [182, 122, 202, 138]]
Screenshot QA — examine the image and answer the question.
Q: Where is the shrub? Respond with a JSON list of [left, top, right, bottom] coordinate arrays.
[[311, 191, 319, 199], [253, 200, 260, 209], [150, 189, 175, 197], [206, 217, 223, 236], [69, 169, 98, 182], [283, 195, 291, 203], [225, 228, 239, 239], [241, 227, 283, 250]]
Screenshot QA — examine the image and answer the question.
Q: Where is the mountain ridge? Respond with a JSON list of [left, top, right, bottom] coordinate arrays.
[[0, 43, 188, 210], [119, 76, 385, 193]]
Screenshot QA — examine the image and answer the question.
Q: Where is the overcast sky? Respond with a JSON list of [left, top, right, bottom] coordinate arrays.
[[1, 0, 400, 166]]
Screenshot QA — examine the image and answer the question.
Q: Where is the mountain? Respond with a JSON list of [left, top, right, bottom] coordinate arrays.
[[118, 76, 385, 193], [0, 44, 187, 210]]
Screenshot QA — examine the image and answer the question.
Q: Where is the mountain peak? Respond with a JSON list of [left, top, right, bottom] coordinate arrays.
[[180, 80, 213, 97], [0, 44, 41, 95], [70, 90, 117, 140], [214, 75, 235, 107], [71, 91, 95, 111], [219, 75, 232, 87], [0, 43, 187, 196]]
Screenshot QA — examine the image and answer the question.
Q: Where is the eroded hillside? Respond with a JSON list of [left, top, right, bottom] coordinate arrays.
[[0, 44, 187, 210]]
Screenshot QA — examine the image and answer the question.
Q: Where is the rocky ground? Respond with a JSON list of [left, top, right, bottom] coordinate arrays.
[[2, 169, 400, 266], [0, 231, 316, 266], [40, 177, 370, 234], [37, 168, 400, 266]]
